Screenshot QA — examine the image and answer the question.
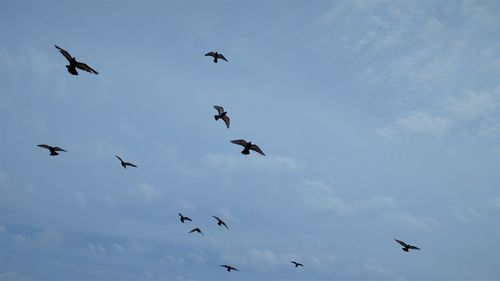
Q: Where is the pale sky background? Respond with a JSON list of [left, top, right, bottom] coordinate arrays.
[[0, 0, 499, 280]]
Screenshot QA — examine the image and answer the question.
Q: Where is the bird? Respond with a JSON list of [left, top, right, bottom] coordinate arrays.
[[179, 213, 192, 223], [231, 139, 265, 156], [290, 261, 304, 268], [37, 144, 67, 156], [115, 155, 137, 169], [395, 239, 421, 252], [55, 45, 98, 75], [212, 216, 229, 229], [189, 227, 204, 236], [220, 265, 238, 272], [213, 105, 230, 128], [205, 51, 227, 63]]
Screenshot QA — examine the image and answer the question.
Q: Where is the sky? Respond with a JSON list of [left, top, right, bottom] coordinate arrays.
[[0, 0, 499, 280]]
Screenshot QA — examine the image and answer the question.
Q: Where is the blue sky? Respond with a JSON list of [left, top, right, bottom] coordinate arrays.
[[0, 0, 499, 280]]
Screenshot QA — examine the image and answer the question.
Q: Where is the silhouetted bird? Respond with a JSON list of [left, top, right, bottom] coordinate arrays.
[[220, 265, 238, 272], [231, 140, 265, 156], [115, 155, 137, 169], [290, 261, 303, 268], [179, 213, 192, 223], [55, 45, 98, 75], [37, 144, 67, 156], [395, 239, 421, 252], [212, 216, 229, 229], [205, 51, 227, 63], [213, 105, 230, 128], [189, 227, 204, 236]]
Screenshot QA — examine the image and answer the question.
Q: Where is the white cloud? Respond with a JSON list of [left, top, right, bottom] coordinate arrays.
[[87, 242, 106, 255], [395, 111, 452, 137], [377, 110, 453, 139], [111, 242, 125, 253], [0, 272, 36, 281], [135, 183, 162, 199], [445, 89, 500, 120], [451, 203, 483, 223], [388, 212, 439, 232], [203, 153, 305, 174]]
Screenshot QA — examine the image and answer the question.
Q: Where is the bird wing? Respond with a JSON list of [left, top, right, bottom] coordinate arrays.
[[221, 116, 230, 128], [395, 239, 408, 247], [212, 216, 221, 221], [217, 53, 228, 61], [230, 266, 238, 271], [221, 221, 229, 229], [231, 139, 247, 147], [205, 52, 216, 57], [115, 155, 124, 162], [184, 217, 192, 221], [220, 265, 229, 269], [124, 162, 137, 167], [408, 245, 421, 250], [249, 144, 265, 155], [55, 45, 72, 62], [189, 228, 197, 233], [75, 62, 99, 74], [53, 147, 67, 152], [37, 144, 51, 150], [213, 105, 224, 114]]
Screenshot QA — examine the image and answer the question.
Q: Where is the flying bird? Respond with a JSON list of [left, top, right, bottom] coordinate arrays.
[[205, 51, 227, 63], [395, 239, 421, 252], [220, 265, 238, 272], [290, 261, 303, 268], [213, 105, 230, 128], [179, 213, 192, 223], [37, 144, 67, 156], [231, 139, 265, 156], [189, 227, 204, 236], [115, 155, 137, 169], [212, 216, 229, 230], [55, 45, 99, 75]]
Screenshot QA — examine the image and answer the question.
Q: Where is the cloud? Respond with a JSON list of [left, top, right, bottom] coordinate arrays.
[[395, 111, 452, 137], [0, 272, 36, 281], [451, 203, 483, 223], [445, 89, 500, 120], [202, 153, 305, 174], [221, 248, 284, 273], [387, 212, 439, 232], [135, 183, 162, 199], [378, 86, 500, 141], [487, 198, 500, 210], [377, 111, 453, 139]]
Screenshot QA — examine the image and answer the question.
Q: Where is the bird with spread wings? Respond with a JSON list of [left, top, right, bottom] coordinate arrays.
[[37, 144, 67, 156], [55, 45, 99, 75], [205, 51, 228, 63], [231, 139, 265, 156]]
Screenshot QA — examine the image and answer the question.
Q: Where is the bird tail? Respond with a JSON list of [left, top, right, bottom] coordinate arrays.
[[214, 57, 218, 63], [67, 65, 78, 75], [214, 115, 220, 121]]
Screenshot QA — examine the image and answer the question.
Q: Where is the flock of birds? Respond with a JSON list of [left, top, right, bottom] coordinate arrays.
[[35, 44, 420, 275]]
